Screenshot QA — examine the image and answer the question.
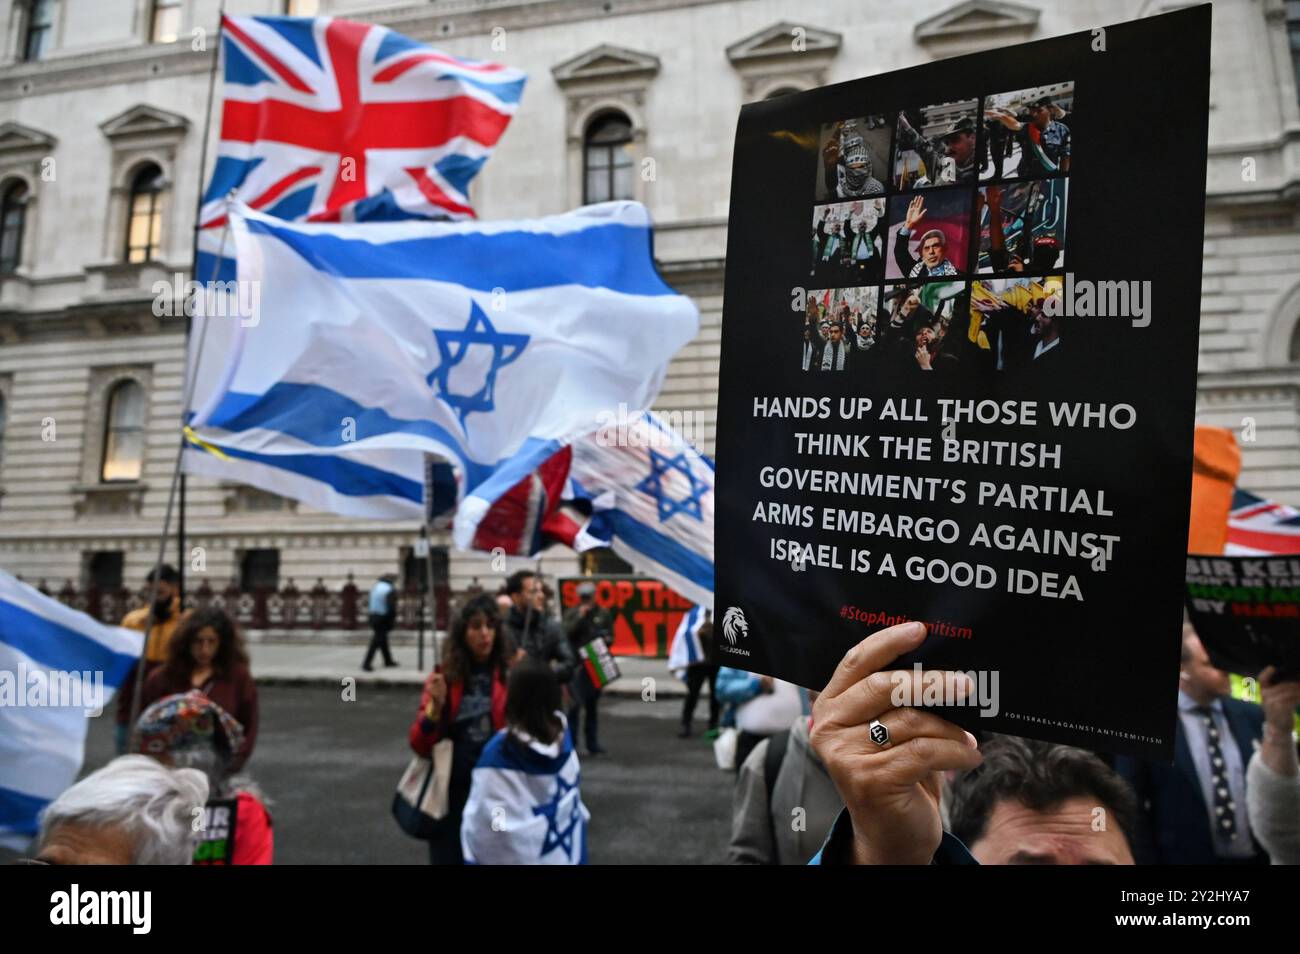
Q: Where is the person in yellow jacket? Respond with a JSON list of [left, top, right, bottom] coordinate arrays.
[[114, 564, 189, 752]]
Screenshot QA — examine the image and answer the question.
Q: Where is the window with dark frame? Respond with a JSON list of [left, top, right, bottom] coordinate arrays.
[[150, 0, 181, 44], [83, 551, 125, 591], [0, 181, 29, 274], [125, 164, 164, 264], [239, 549, 281, 593], [100, 380, 146, 482], [22, 0, 54, 62], [402, 545, 449, 594], [583, 112, 635, 204], [581, 548, 635, 575]]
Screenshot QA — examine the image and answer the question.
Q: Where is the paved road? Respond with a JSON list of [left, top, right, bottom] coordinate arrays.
[[24, 684, 734, 865]]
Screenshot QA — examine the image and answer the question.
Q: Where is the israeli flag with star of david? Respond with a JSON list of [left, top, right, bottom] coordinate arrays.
[[460, 715, 589, 865], [182, 201, 699, 541], [563, 411, 715, 610]]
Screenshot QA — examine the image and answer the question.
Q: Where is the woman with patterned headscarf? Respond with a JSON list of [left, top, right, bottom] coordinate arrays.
[[131, 690, 273, 864]]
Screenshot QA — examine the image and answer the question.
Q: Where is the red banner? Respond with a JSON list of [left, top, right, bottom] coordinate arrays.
[[558, 575, 695, 657]]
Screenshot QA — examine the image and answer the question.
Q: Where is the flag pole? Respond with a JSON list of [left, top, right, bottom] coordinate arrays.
[[128, 7, 227, 733], [421, 455, 438, 669], [422, 522, 437, 669], [177, 3, 227, 605]]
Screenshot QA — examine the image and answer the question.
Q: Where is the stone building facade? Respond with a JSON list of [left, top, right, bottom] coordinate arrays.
[[0, 0, 1297, 605]]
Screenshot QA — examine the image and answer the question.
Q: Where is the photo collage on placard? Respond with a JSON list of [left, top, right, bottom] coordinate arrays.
[[803, 83, 1073, 379]]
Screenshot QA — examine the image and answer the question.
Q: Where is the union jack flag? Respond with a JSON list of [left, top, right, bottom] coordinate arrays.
[[1226, 488, 1300, 555], [197, 14, 525, 279]]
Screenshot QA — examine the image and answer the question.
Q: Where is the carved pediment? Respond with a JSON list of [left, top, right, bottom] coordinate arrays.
[[99, 104, 190, 141], [915, 1, 1041, 45], [552, 45, 661, 86], [0, 121, 57, 156], [726, 22, 841, 65]]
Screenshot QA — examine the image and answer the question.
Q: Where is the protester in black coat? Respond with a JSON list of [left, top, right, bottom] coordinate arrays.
[[502, 569, 576, 683]]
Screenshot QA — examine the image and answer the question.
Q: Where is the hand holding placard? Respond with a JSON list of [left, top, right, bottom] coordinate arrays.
[[810, 621, 981, 865]]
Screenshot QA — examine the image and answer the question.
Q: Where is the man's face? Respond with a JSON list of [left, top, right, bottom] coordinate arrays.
[[1031, 105, 1051, 130], [1182, 631, 1231, 700], [915, 327, 936, 349], [512, 575, 536, 609], [943, 130, 975, 164], [921, 235, 945, 267], [155, 579, 177, 604], [829, 325, 843, 343], [970, 796, 1135, 865], [36, 822, 136, 865]]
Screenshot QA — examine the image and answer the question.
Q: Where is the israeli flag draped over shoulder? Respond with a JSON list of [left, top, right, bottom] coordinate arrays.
[[460, 716, 589, 865], [667, 603, 708, 680], [183, 200, 700, 545], [0, 570, 142, 849]]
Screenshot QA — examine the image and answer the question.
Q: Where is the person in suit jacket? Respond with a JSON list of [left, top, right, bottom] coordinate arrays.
[[1115, 625, 1268, 865]]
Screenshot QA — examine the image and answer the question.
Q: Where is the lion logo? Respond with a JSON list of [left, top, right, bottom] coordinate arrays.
[[722, 606, 748, 646]]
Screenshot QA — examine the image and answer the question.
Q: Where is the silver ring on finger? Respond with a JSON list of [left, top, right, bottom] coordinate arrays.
[[868, 718, 892, 749]]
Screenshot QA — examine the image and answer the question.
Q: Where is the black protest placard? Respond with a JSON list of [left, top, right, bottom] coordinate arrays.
[[715, 7, 1211, 760], [1186, 555, 1300, 680], [193, 798, 238, 866]]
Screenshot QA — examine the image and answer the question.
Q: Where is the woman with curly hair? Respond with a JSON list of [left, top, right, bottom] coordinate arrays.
[[141, 607, 258, 771], [408, 592, 511, 864]]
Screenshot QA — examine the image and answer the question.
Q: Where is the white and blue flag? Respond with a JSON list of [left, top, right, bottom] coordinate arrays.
[[0, 569, 142, 850], [183, 200, 699, 544], [564, 411, 714, 610], [461, 717, 589, 865], [667, 603, 709, 680]]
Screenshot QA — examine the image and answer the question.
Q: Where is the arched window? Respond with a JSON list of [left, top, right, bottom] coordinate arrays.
[[125, 164, 165, 264], [23, 0, 54, 62], [0, 181, 28, 275], [583, 113, 634, 204], [150, 0, 181, 44], [101, 380, 146, 482]]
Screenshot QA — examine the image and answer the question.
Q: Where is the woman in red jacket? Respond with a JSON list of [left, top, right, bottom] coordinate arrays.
[[142, 608, 259, 772], [409, 592, 510, 864]]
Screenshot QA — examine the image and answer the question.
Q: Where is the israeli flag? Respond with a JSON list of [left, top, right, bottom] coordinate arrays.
[[567, 411, 714, 610], [184, 201, 699, 543], [0, 569, 142, 850], [461, 716, 589, 865], [667, 603, 708, 680]]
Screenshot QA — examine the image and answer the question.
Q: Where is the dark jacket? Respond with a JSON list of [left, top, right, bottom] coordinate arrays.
[[811, 809, 977, 865], [562, 604, 612, 652], [1114, 697, 1267, 865], [505, 606, 577, 683]]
